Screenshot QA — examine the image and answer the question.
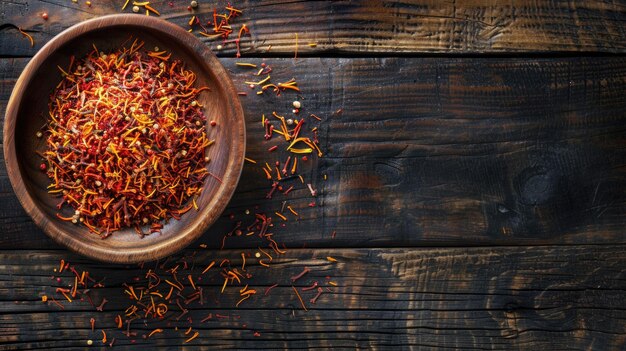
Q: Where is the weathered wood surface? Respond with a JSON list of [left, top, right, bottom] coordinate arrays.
[[2, 1, 626, 349], [1, 56, 625, 249], [2, 245, 626, 349], [2, 0, 626, 57]]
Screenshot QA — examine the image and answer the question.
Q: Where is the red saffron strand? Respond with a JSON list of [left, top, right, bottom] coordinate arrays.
[[310, 287, 324, 304], [290, 267, 310, 282], [264, 283, 279, 296]]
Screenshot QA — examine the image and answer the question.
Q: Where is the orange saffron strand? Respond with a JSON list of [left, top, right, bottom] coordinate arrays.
[[291, 157, 297, 174], [126, 286, 139, 300], [275, 166, 282, 180], [60, 291, 72, 303], [292, 285, 308, 311], [145, 4, 160, 15], [236, 294, 251, 307], [201, 261, 215, 274], [165, 279, 183, 291], [269, 240, 286, 254], [228, 271, 241, 283], [287, 206, 298, 216], [148, 328, 163, 338], [221, 277, 228, 293], [198, 32, 222, 39], [279, 84, 300, 92], [71, 276, 78, 297], [164, 286, 174, 300], [188, 274, 196, 290], [258, 247, 273, 260], [185, 331, 199, 343], [18, 27, 34, 47]]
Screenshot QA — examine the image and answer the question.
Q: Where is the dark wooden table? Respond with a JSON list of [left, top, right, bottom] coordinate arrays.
[[2, 1, 626, 349]]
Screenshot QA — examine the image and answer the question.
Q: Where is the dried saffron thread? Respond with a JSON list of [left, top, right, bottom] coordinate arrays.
[[275, 212, 287, 221], [185, 331, 199, 343], [201, 261, 215, 274], [148, 328, 163, 338], [144, 4, 160, 15], [310, 287, 323, 304], [236, 62, 257, 68], [287, 205, 298, 216], [201, 313, 213, 322], [236, 294, 251, 307], [302, 281, 318, 291], [292, 285, 308, 311], [18, 27, 34, 47], [187, 274, 196, 290], [264, 283, 278, 296], [291, 267, 309, 282]]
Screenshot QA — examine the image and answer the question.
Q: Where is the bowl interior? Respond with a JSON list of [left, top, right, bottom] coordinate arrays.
[[9, 18, 244, 262]]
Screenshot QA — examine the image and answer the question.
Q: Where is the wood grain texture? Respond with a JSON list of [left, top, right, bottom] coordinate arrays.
[[2, 245, 626, 349], [1, 1, 626, 349], [1, 56, 625, 249], [2, 0, 626, 57]]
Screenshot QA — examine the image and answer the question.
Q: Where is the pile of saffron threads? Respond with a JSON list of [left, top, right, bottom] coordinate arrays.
[[41, 39, 214, 238]]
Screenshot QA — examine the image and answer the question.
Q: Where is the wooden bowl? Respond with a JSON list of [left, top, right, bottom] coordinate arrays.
[[3, 15, 245, 263]]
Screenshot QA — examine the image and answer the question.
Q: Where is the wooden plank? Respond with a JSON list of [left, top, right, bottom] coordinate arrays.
[[2, 0, 626, 57], [1, 56, 626, 249], [2, 245, 626, 349]]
